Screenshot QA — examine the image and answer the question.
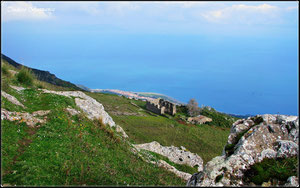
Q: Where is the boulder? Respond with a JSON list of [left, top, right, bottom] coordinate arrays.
[[187, 114, 299, 186], [1, 91, 25, 108], [134, 141, 203, 172]]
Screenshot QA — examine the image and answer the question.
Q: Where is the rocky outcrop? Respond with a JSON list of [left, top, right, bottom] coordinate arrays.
[[41, 89, 116, 127], [130, 143, 192, 181], [1, 91, 25, 108], [41, 89, 129, 138], [116, 125, 129, 138], [285, 176, 299, 187], [1, 109, 50, 127], [134, 141, 203, 172], [153, 160, 192, 181], [65, 107, 80, 116], [187, 114, 299, 186], [10, 85, 26, 92]]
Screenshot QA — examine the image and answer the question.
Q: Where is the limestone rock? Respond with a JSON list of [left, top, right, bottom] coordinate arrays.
[[134, 141, 203, 172], [1, 91, 25, 108], [116, 125, 129, 138], [188, 114, 299, 186], [41, 89, 116, 127], [8, 70, 18, 76], [275, 140, 298, 158], [1, 109, 49, 127], [156, 160, 192, 181], [65, 107, 80, 116], [10, 85, 26, 91], [285, 176, 299, 187]]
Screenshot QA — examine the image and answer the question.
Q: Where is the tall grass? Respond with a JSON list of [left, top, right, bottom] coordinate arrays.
[[2, 63, 10, 76], [16, 67, 35, 86]]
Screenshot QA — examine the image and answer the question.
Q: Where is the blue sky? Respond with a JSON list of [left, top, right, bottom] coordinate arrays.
[[1, 1, 299, 115]]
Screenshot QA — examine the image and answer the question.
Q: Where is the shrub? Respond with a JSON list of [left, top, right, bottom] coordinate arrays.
[[16, 67, 34, 86], [1, 63, 9, 75], [1, 79, 10, 91], [243, 157, 298, 185]]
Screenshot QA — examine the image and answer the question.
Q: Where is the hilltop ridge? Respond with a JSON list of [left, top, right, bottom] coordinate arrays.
[[1, 54, 82, 91]]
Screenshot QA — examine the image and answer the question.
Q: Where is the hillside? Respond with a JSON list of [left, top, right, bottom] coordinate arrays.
[[85, 92, 232, 164], [3, 55, 295, 186], [1, 54, 82, 91], [1, 58, 187, 186]]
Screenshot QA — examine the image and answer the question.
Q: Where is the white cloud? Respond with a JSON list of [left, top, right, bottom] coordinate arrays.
[[1, 1, 54, 22], [286, 6, 298, 11], [200, 3, 280, 24]]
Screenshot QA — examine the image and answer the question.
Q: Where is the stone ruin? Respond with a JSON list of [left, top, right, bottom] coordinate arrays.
[[146, 98, 176, 116]]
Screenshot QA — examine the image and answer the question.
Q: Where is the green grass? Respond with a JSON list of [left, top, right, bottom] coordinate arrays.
[[86, 92, 230, 164], [16, 67, 35, 86], [243, 157, 298, 185], [1, 77, 186, 186], [1, 58, 232, 185]]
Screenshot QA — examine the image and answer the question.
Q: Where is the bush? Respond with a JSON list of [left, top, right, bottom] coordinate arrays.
[[16, 67, 34, 86], [243, 157, 298, 185], [2, 64, 8, 74], [1, 63, 12, 78]]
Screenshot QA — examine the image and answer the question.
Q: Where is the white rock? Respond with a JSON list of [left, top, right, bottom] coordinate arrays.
[[285, 176, 299, 187], [189, 114, 299, 186], [41, 89, 116, 127], [134, 141, 203, 172], [65, 107, 80, 116], [156, 160, 192, 181], [1, 91, 25, 108], [10, 85, 26, 91]]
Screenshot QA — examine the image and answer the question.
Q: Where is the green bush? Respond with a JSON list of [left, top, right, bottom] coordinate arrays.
[[16, 67, 34, 86], [200, 107, 238, 128], [243, 157, 298, 185], [1, 63, 11, 77]]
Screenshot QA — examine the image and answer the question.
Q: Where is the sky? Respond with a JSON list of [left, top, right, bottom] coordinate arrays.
[[1, 1, 299, 115]]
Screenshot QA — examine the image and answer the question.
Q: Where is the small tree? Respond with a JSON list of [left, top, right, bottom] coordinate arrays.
[[187, 98, 200, 117]]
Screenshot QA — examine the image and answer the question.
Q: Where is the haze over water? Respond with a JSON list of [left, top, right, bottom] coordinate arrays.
[[1, 2, 298, 115]]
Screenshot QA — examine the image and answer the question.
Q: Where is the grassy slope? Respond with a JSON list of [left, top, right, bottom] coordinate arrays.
[[86, 92, 231, 164], [1, 61, 186, 186]]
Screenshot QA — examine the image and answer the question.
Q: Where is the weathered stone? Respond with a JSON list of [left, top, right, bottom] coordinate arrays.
[[134, 141, 203, 171], [65, 107, 80, 116], [155, 160, 192, 181], [275, 140, 298, 158], [8, 70, 18, 76], [41, 89, 116, 127], [1, 91, 25, 108], [1, 109, 49, 127], [188, 114, 299, 187], [285, 176, 299, 187], [10, 85, 26, 91], [116, 125, 129, 138]]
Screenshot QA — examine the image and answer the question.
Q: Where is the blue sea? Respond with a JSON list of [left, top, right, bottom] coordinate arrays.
[[3, 34, 298, 116]]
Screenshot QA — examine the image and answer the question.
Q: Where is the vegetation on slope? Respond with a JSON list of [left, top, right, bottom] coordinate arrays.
[[86, 92, 231, 164], [1, 63, 186, 186], [200, 107, 238, 128], [243, 157, 298, 185], [1, 54, 82, 91]]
